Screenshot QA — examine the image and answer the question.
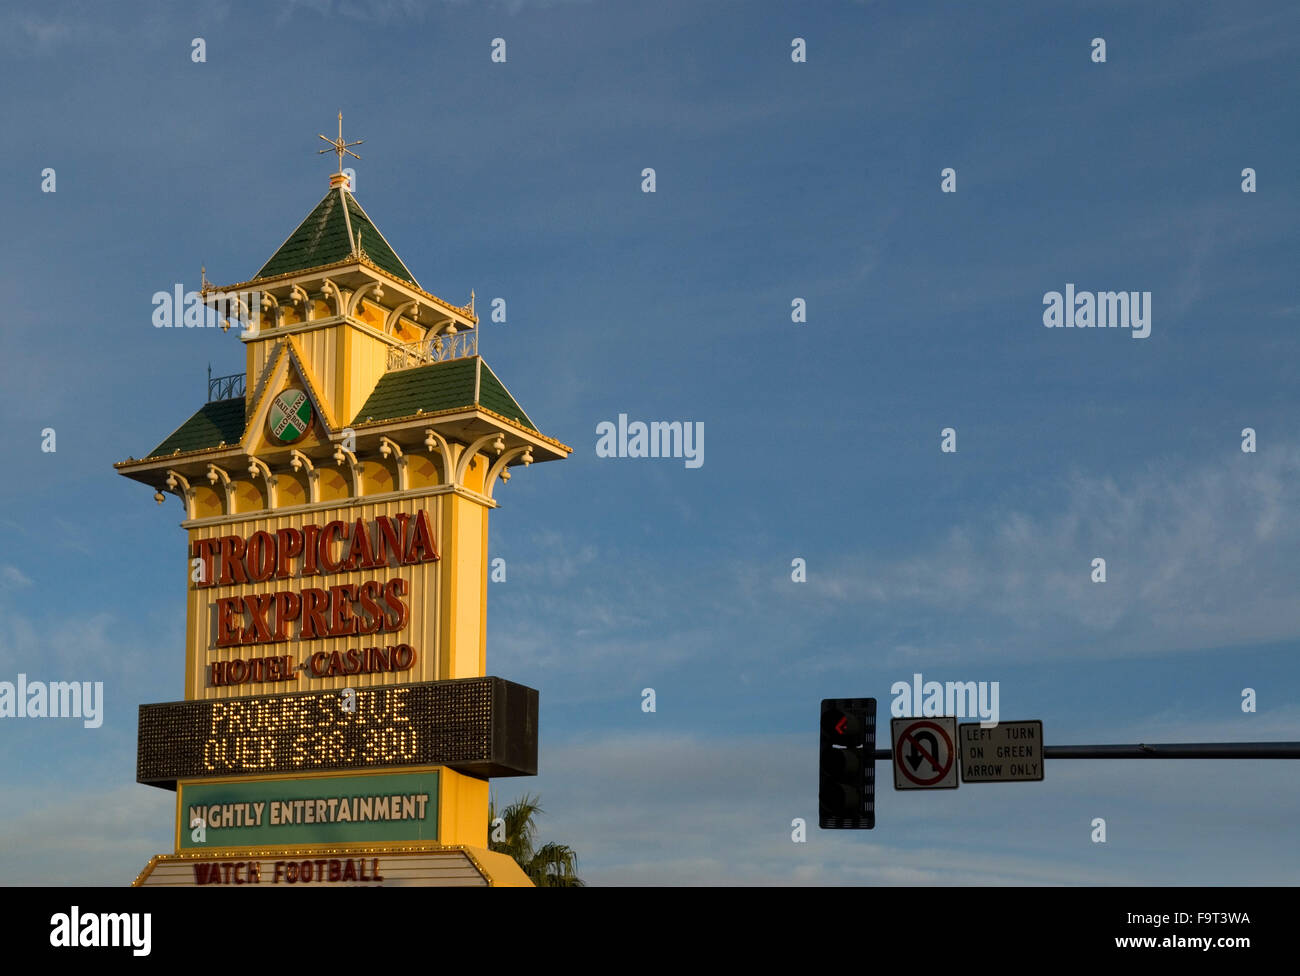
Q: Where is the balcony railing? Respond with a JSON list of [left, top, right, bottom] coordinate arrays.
[[387, 329, 478, 371], [208, 370, 245, 402]]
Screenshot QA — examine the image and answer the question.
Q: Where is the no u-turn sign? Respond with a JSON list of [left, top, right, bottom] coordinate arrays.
[[891, 717, 959, 790]]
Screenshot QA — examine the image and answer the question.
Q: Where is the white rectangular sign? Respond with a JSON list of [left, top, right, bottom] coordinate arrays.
[[959, 720, 1044, 782]]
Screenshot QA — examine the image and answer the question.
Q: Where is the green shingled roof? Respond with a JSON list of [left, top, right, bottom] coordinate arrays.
[[147, 398, 247, 458], [140, 357, 535, 460], [353, 357, 537, 432], [253, 188, 419, 287]]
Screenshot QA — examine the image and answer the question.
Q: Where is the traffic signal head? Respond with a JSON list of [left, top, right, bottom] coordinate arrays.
[[819, 698, 875, 829]]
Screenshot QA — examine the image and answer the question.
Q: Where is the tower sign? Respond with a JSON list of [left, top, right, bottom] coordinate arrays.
[[117, 125, 570, 885]]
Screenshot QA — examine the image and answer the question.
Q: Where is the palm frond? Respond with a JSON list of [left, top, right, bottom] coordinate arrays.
[[528, 841, 584, 887], [488, 793, 584, 886]]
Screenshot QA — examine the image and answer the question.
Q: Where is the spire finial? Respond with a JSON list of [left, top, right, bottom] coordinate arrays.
[[318, 112, 362, 185]]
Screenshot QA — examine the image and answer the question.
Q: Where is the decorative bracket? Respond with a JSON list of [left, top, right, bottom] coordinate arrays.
[[247, 455, 279, 509], [289, 449, 321, 504], [333, 443, 364, 497], [347, 280, 385, 318], [385, 300, 419, 336], [206, 463, 236, 515], [321, 278, 345, 317], [379, 437, 409, 491], [456, 432, 506, 486], [260, 291, 282, 330], [164, 469, 196, 520], [485, 446, 533, 500], [423, 429, 453, 486]]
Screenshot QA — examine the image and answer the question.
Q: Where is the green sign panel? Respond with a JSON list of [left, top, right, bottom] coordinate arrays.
[[180, 771, 439, 850]]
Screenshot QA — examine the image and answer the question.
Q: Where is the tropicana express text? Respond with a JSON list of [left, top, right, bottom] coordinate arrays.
[[191, 511, 439, 649]]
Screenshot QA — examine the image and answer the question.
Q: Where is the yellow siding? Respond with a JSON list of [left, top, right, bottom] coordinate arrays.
[[479, 507, 490, 675], [446, 496, 485, 679], [337, 323, 350, 429], [462, 454, 486, 493], [439, 769, 489, 847], [245, 343, 255, 404], [248, 341, 273, 409], [344, 324, 390, 426], [295, 325, 340, 422]]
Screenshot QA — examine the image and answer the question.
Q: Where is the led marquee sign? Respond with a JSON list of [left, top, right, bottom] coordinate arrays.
[[138, 677, 538, 787]]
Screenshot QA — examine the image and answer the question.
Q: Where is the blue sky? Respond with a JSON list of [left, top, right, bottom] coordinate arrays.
[[1, 0, 1298, 885]]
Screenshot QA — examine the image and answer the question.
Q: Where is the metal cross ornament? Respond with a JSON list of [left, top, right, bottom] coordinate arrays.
[[318, 112, 362, 172]]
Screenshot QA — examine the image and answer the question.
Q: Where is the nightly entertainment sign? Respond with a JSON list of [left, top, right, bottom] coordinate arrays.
[[138, 677, 539, 786], [180, 770, 440, 849]]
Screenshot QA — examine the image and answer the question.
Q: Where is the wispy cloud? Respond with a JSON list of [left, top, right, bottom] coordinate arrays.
[[0, 1, 186, 56], [0, 566, 31, 588], [804, 443, 1300, 666], [492, 441, 1300, 693], [0, 784, 172, 885]]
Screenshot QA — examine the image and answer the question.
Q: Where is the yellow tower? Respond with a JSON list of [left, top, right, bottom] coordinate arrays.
[[116, 122, 570, 886]]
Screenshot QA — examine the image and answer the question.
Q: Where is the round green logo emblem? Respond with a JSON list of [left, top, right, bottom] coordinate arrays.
[[269, 389, 312, 444]]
